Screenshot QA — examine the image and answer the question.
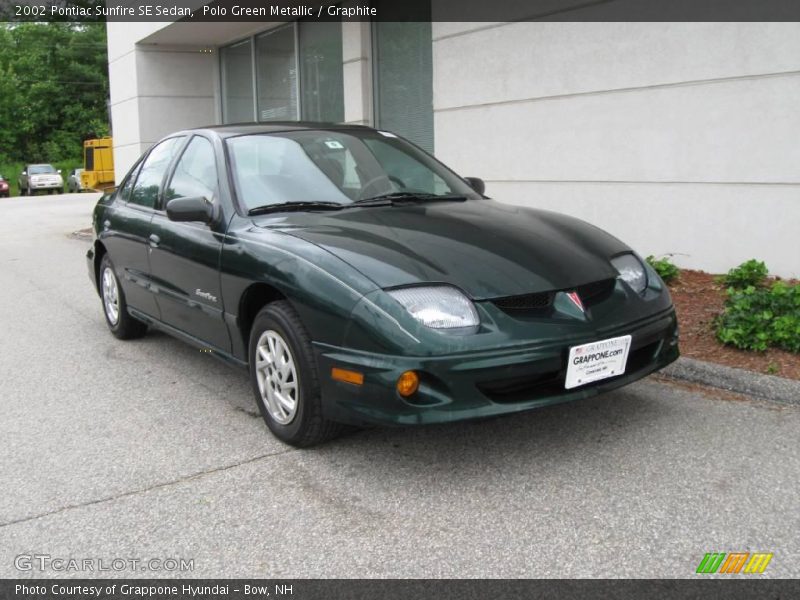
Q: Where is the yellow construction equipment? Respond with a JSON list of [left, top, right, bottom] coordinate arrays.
[[80, 137, 115, 192]]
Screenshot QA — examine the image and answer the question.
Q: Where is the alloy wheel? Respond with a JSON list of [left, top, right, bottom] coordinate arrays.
[[255, 330, 299, 425], [101, 266, 120, 325]]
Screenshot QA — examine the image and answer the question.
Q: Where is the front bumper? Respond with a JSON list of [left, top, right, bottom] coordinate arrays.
[[29, 181, 63, 190], [314, 308, 679, 426]]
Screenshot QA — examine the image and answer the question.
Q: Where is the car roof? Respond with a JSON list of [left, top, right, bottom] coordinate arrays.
[[28, 163, 56, 167], [173, 121, 375, 139]]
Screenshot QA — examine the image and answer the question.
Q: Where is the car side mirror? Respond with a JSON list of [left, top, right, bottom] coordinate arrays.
[[166, 196, 215, 223], [464, 177, 485, 196], [57, 169, 62, 174], [21, 171, 26, 176]]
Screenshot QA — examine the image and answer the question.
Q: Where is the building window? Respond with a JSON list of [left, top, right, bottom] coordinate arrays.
[[256, 26, 298, 121], [298, 21, 344, 122], [221, 39, 255, 123], [373, 18, 433, 152], [222, 21, 344, 125]]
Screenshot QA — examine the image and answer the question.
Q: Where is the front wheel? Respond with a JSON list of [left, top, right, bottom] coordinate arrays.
[[99, 254, 147, 339], [248, 301, 343, 447]]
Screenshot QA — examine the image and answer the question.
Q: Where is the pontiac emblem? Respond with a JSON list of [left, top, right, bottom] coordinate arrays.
[[566, 291, 585, 313]]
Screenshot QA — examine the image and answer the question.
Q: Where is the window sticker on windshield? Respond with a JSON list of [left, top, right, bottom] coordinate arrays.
[[378, 131, 397, 138], [324, 140, 344, 149]]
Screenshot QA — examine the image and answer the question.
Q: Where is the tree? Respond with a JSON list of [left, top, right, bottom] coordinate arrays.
[[0, 22, 109, 163]]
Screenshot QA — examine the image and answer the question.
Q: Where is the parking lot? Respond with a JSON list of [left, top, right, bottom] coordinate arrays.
[[0, 193, 798, 578]]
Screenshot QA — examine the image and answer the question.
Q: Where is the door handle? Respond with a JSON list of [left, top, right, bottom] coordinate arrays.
[[148, 234, 160, 248]]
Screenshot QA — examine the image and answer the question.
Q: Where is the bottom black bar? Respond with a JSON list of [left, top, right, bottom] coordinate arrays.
[[2, 579, 800, 600]]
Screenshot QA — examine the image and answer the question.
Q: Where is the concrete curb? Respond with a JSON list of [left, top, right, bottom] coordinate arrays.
[[660, 356, 800, 406]]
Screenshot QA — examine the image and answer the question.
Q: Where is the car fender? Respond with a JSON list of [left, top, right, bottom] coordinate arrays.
[[220, 225, 379, 359]]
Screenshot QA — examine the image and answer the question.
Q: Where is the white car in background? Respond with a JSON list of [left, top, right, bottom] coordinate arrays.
[[66, 168, 86, 193], [19, 164, 64, 195]]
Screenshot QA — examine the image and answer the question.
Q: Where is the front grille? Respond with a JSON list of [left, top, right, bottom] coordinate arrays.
[[576, 278, 616, 307], [477, 339, 662, 404], [491, 278, 617, 317], [477, 369, 563, 402], [492, 291, 554, 312]]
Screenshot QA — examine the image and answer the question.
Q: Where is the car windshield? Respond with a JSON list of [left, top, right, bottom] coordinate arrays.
[[226, 130, 481, 211], [29, 165, 57, 175]]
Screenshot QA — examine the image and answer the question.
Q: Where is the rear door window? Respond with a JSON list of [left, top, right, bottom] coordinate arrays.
[[164, 136, 219, 204], [128, 137, 185, 209]]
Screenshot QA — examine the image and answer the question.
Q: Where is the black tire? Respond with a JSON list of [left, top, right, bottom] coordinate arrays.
[[248, 301, 343, 447], [98, 254, 147, 340], [18, 185, 25, 196]]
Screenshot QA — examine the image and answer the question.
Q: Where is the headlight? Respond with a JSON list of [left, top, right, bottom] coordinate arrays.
[[611, 253, 647, 294], [387, 285, 479, 330]]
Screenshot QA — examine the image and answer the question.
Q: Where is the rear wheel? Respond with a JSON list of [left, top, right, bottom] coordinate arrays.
[[99, 254, 147, 340], [249, 301, 343, 447]]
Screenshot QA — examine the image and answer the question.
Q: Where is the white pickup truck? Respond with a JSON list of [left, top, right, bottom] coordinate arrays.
[[18, 164, 64, 195]]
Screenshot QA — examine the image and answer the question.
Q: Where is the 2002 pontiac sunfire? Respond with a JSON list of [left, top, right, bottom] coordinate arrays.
[[87, 123, 678, 446]]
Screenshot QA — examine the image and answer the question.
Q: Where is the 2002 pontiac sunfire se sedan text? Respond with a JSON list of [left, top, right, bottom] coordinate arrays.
[[87, 123, 679, 446]]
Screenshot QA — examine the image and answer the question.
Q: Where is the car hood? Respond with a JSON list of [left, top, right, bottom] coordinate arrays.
[[252, 200, 629, 300]]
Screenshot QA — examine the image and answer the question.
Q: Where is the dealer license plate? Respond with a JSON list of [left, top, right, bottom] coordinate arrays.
[[564, 335, 632, 389]]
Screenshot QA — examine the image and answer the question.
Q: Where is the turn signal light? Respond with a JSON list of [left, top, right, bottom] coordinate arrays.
[[331, 367, 364, 385], [396, 371, 420, 397]]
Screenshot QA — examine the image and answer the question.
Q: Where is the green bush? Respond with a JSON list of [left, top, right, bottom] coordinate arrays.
[[645, 255, 680, 284], [716, 276, 800, 354], [721, 259, 768, 289]]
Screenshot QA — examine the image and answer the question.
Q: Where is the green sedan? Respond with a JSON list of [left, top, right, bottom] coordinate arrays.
[[87, 123, 678, 446]]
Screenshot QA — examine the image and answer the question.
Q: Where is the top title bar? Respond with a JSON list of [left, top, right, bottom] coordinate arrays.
[[4, 0, 800, 22]]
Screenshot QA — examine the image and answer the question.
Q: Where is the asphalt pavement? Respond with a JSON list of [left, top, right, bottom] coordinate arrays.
[[0, 193, 798, 578]]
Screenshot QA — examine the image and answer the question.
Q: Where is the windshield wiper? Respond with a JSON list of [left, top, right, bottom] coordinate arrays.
[[248, 194, 468, 215], [248, 201, 346, 216], [353, 192, 467, 205]]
